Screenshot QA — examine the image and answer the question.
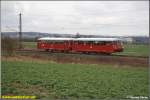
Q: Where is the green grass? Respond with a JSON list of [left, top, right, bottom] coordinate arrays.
[[113, 44, 149, 57], [2, 60, 148, 99], [23, 42, 36, 49]]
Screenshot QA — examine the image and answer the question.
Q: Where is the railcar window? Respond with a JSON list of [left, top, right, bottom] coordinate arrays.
[[41, 40, 65, 43], [76, 41, 97, 45], [54, 41, 64, 44], [41, 40, 48, 43], [46, 40, 53, 43], [91, 41, 94, 44], [77, 41, 86, 45], [47, 41, 53, 43], [86, 41, 94, 44], [95, 41, 99, 44], [106, 41, 111, 45], [94, 41, 112, 45], [97, 41, 106, 45], [94, 41, 101, 45]]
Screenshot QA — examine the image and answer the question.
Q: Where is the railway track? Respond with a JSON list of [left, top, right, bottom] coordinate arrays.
[[16, 49, 148, 58]]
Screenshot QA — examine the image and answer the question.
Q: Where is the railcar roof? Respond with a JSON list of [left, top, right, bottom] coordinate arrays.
[[38, 37, 122, 41], [38, 37, 72, 41], [74, 38, 121, 41]]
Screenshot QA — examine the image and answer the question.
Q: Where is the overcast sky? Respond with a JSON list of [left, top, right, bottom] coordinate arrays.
[[1, 1, 149, 36]]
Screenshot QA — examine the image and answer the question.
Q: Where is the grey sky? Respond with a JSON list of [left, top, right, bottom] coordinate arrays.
[[1, 1, 149, 36]]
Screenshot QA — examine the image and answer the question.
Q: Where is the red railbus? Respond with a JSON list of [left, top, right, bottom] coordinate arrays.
[[37, 37, 72, 52], [37, 37, 123, 54]]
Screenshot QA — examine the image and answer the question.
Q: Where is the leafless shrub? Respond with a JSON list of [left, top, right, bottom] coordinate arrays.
[[1, 36, 19, 57]]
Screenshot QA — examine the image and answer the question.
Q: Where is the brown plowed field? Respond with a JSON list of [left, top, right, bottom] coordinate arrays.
[[16, 50, 149, 67]]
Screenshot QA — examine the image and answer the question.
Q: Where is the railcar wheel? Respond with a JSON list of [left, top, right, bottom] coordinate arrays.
[[99, 52, 111, 55], [84, 52, 89, 54], [103, 53, 111, 55], [45, 49, 49, 52], [64, 50, 69, 53], [50, 49, 53, 53]]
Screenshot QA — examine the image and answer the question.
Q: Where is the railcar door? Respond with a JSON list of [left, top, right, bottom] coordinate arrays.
[[71, 41, 78, 52], [64, 40, 70, 52]]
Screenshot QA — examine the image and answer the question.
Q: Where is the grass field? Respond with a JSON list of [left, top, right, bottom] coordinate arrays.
[[23, 42, 149, 57], [2, 57, 148, 99], [113, 44, 149, 57], [23, 42, 36, 49]]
